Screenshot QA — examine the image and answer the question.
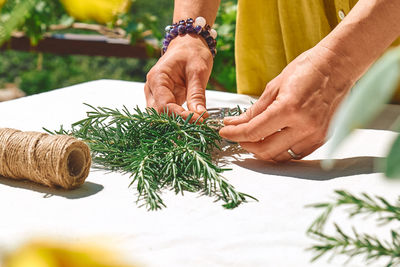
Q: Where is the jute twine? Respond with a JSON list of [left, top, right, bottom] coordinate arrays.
[[0, 128, 91, 189]]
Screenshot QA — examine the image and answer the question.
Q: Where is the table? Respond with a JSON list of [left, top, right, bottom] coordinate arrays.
[[0, 80, 399, 267]]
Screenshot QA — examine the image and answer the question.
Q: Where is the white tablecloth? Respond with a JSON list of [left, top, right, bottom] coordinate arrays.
[[0, 80, 399, 267]]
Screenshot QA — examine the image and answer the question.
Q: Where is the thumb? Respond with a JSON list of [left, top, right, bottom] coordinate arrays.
[[186, 74, 207, 115]]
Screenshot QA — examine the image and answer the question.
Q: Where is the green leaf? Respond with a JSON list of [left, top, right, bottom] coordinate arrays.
[[385, 134, 400, 178], [323, 48, 400, 169], [0, 0, 36, 46]]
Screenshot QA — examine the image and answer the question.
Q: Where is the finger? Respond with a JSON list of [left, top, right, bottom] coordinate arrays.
[[144, 83, 155, 107], [273, 138, 324, 162], [224, 74, 282, 126], [273, 146, 303, 163], [149, 72, 178, 111], [173, 84, 187, 106], [219, 102, 286, 143], [161, 106, 204, 123], [146, 80, 184, 115], [164, 103, 185, 116], [181, 110, 205, 123], [186, 72, 208, 117], [239, 127, 307, 161]]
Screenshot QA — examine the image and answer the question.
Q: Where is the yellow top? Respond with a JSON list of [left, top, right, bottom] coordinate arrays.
[[235, 0, 396, 96]]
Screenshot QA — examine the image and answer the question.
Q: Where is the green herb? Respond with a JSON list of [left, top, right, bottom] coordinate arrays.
[[307, 190, 400, 266], [46, 104, 256, 210]]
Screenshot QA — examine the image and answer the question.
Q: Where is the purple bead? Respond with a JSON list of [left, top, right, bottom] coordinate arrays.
[[208, 40, 216, 49], [200, 30, 210, 38], [194, 25, 202, 34], [211, 49, 216, 57], [204, 25, 211, 31], [178, 25, 186, 35], [186, 18, 194, 24], [170, 27, 178, 37], [179, 20, 185, 25], [205, 36, 214, 46], [186, 24, 195, 34], [163, 40, 170, 47], [165, 33, 173, 41]]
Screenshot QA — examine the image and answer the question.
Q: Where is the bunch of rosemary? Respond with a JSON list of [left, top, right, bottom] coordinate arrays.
[[307, 190, 400, 266], [48, 104, 255, 210]]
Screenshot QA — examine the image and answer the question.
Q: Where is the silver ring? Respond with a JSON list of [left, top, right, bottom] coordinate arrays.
[[287, 148, 301, 160]]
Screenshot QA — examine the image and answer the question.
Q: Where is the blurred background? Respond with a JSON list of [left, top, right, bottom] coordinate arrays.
[[0, 0, 237, 101]]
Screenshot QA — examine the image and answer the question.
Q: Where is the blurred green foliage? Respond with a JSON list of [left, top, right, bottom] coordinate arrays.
[[0, 0, 237, 95], [0, 0, 70, 45], [0, 50, 156, 95], [123, 0, 174, 43], [212, 1, 237, 92]]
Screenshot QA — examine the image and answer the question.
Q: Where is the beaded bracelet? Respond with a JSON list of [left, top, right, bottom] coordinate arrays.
[[162, 17, 218, 58]]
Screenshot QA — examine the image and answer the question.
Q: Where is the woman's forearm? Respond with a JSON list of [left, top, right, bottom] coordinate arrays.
[[173, 0, 220, 26], [319, 0, 400, 81]]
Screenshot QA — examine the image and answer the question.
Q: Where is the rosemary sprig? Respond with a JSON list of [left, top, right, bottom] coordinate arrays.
[[47, 104, 256, 210], [307, 190, 400, 266], [309, 225, 400, 266]]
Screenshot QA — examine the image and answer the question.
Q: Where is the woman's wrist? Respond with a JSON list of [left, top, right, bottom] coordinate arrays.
[[306, 44, 358, 96], [166, 34, 213, 61], [318, 0, 400, 81], [311, 43, 360, 84]]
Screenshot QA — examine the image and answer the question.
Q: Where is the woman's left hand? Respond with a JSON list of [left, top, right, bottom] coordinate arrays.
[[219, 45, 358, 162]]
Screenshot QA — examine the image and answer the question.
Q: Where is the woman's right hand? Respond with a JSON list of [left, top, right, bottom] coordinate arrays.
[[145, 34, 214, 118]]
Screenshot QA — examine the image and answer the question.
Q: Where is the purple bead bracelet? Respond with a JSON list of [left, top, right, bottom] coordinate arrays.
[[162, 17, 217, 58]]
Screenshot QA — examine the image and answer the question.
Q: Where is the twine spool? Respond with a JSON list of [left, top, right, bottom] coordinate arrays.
[[0, 128, 91, 189]]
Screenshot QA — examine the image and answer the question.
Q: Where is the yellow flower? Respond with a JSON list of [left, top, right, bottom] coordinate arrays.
[[3, 241, 138, 267], [60, 0, 130, 24]]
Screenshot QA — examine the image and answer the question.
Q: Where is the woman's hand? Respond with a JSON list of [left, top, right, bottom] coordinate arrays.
[[219, 45, 358, 162], [145, 34, 213, 119]]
